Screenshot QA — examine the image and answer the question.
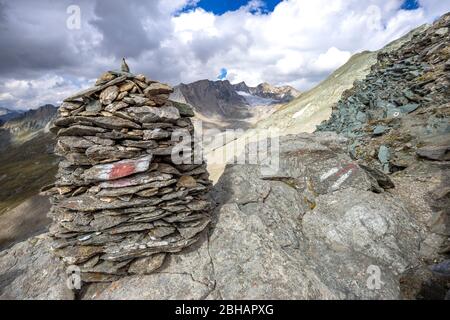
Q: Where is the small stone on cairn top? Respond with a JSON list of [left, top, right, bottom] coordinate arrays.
[[121, 58, 130, 73]]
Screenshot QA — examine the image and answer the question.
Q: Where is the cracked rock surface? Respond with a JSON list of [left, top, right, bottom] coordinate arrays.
[[82, 132, 429, 299], [0, 234, 73, 300]]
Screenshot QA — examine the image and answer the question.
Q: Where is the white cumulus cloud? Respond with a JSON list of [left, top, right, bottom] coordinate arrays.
[[0, 0, 449, 109]]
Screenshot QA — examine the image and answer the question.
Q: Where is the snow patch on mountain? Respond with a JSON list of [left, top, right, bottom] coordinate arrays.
[[237, 91, 277, 107]]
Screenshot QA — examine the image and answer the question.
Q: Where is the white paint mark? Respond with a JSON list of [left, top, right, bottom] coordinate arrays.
[[320, 167, 339, 181], [331, 170, 353, 190], [78, 234, 92, 241]]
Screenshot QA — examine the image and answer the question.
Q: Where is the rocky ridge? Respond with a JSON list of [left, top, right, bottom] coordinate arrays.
[[42, 66, 213, 283], [317, 14, 449, 171], [1, 104, 57, 134], [170, 79, 300, 128], [317, 13, 450, 296]]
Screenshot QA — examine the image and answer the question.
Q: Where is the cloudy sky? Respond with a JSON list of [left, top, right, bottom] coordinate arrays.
[[0, 0, 448, 110]]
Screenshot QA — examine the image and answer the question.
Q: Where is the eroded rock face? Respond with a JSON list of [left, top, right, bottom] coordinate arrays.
[[84, 133, 427, 299], [44, 67, 213, 284]]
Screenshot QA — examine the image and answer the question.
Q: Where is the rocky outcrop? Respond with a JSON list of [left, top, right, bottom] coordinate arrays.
[[317, 13, 450, 298], [317, 13, 449, 173], [2, 132, 447, 299], [43, 66, 213, 283], [202, 133, 427, 299], [2, 132, 434, 299]]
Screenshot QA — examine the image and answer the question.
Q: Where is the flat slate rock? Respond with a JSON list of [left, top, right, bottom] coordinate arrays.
[[64, 76, 128, 102], [82, 155, 153, 182]]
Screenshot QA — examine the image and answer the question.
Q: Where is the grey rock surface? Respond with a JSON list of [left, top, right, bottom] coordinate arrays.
[[85, 133, 427, 299], [0, 234, 73, 300], [0, 132, 439, 299]]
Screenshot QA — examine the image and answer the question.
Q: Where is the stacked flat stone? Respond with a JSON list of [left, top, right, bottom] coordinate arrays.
[[45, 66, 212, 283]]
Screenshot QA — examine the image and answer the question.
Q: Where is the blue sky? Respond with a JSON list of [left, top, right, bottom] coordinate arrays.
[[401, 0, 420, 10], [193, 0, 421, 15], [193, 0, 282, 14], [217, 68, 228, 80]]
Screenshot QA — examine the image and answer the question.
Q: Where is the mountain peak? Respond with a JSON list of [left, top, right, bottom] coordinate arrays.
[[1, 104, 57, 133], [257, 82, 271, 88], [233, 81, 250, 93], [172, 79, 302, 121], [174, 79, 249, 119], [235, 82, 301, 103]]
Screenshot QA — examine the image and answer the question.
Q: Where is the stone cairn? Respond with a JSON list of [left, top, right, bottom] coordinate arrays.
[[44, 61, 212, 283]]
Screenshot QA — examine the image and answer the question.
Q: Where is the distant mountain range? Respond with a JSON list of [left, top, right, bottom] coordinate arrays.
[[0, 104, 58, 215], [0, 104, 57, 150], [0, 107, 23, 124], [170, 80, 301, 123], [255, 22, 428, 135], [0, 80, 299, 142], [2, 104, 57, 132]]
